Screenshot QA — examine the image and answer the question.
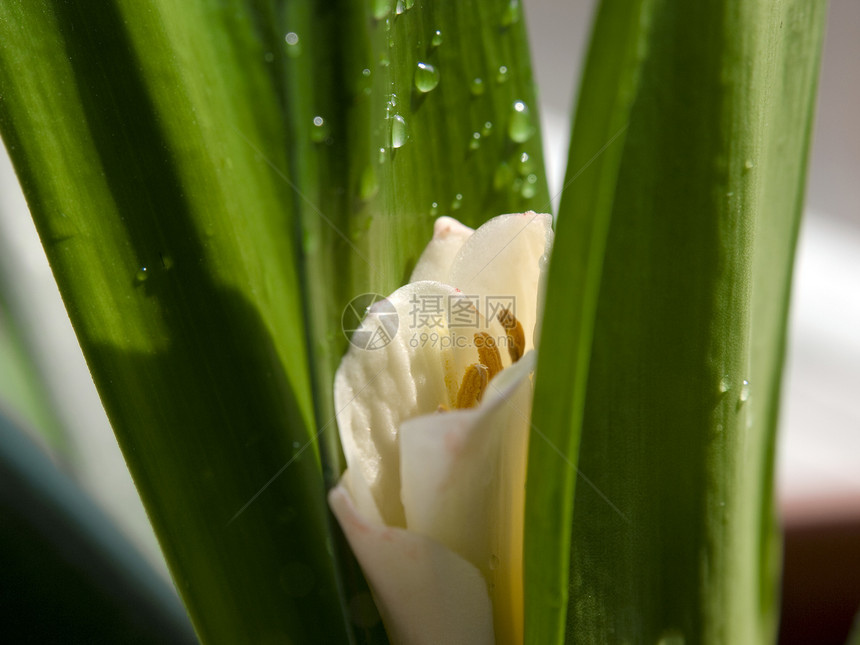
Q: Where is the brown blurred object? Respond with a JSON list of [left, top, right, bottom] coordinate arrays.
[[779, 496, 860, 645]]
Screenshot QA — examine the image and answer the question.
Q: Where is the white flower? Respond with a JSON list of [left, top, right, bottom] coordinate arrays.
[[328, 213, 553, 645]]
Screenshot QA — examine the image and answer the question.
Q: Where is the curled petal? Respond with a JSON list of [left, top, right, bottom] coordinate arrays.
[[336, 281, 474, 526], [448, 212, 553, 352], [329, 486, 495, 645], [399, 352, 536, 645]]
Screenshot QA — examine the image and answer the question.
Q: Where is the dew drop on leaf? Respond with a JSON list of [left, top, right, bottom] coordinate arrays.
[[414, 62, 440, 93], [508, 101, 535, 143], [390, 114, 409, 148], [311, 115, 330, 143], [284, 32, 301, 58]]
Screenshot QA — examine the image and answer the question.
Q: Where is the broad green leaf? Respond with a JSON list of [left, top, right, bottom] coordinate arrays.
[[528, 1, 826, 644], [524, 1, 647, 641], [0, 1, 343, 641], [0, 409, 194, 644]]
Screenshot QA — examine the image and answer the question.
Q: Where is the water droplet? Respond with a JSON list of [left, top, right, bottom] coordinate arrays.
[[489, 554, 500, 570], [470, 77, 485, 96], [414, 62, 440, 93], [494, 162, 514, 191], [285, 32, 301, 58], [311, 115, 330, 143], [744, 159, 754, 170], [451, 193, 463, 210], [481, 121, 494, 136], [521, 173, 538, 197], [372, 0, 392, 20], [496, 65, 509, 83], [378, 147, 387, 164], [362, 68, 371, 78], [431, 29, 443, 48], [135, 267, 148, 283], [468, 131, 482, 150], [518, 151, 534, 175], [501, 0, 521, 26], [430, 202, 439, 216], [508, 100, 535, 143], [395, 0, 406, 14], [390, 114, 409, 148], [719, 376, 731, 393], [359, 166, 378, 200], [379, 56, 390, 68], [388, 93, 398, 108], [739, 379, 750, 402], [264, 52, 274, 63]]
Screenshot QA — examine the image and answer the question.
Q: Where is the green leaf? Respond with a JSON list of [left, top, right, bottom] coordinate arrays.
[[0, 409, 195, 644], [0, 1, 343, 641], [528, 0, 826, 643]]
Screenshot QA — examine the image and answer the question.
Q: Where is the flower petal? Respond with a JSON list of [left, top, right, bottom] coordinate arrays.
[[410, 216, 475, 282], [398, 352, 536, 645], [447, 212, 553, 352], [336, 280, 479, 526], [329, 485, 495, 645]]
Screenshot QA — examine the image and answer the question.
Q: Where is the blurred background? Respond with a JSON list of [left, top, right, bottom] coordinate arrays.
[[1, 0, 857, 642]]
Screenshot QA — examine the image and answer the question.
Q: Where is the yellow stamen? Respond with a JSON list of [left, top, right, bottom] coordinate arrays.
[[455, 363, 489, 409], [497, 308, 525, 363], [475, 332, 503, 380]]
